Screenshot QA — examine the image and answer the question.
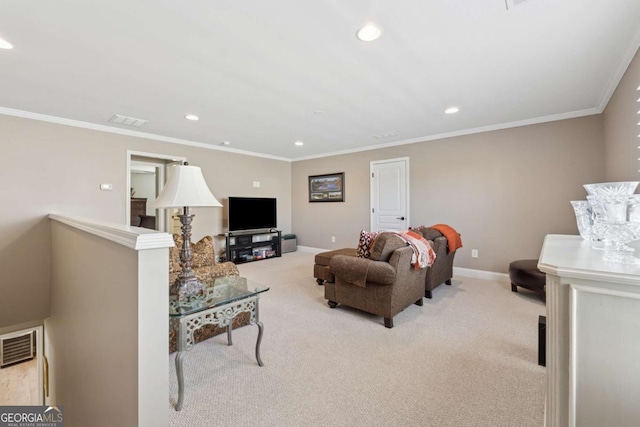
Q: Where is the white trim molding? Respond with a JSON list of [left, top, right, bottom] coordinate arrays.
[[296, 245, 325, 254], [292, 108, 600, 161], [0, 107, 290, 162], [453, 267, 510, 283], [49, 214, 174, 250]]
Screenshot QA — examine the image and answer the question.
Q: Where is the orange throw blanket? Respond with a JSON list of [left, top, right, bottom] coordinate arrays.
[[395, 230, 436, 269], [430, 224, 463, 253]]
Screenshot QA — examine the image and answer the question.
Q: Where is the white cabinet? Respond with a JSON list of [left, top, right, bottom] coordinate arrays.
[[538, 235, 640, 427]]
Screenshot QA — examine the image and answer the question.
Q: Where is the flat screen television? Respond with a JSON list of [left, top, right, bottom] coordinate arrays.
[[228, 197, 277, 232]]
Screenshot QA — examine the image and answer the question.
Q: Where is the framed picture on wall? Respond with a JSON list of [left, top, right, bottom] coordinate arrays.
[[309, 172, 345, 202]]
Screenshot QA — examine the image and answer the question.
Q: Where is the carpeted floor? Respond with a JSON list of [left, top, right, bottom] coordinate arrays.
[[169, 251, 546, 427]]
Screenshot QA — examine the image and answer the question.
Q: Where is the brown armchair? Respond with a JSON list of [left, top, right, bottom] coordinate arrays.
[[168, 234, 246, 353], [412, 227, 459, 298], [325, 232, 426, 328]]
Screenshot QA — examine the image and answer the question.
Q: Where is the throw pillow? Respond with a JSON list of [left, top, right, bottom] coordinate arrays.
[[357, 230, 381, 258], [170, 234, 215, 270], [191, 236, 215, 268]]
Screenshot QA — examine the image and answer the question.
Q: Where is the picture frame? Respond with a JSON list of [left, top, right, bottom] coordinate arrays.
[[308, 172, 345, 202]]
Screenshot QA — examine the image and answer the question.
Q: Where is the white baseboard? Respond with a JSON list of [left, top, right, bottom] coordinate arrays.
[[453, 267, 510, 283], [296, 245, 326, 254]]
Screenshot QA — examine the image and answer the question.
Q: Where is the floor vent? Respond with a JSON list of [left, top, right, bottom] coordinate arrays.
[[1, 332, 34, 368]]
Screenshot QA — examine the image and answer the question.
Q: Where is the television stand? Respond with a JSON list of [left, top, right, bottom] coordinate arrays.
[[223, 229, 282, 264]]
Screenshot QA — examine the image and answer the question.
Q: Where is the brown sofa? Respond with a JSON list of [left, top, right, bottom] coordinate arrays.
[[314, 227, 459, 299], [325, 232, 426, 328], [411, 227, 459, 299], [168, 234, 247, 353]]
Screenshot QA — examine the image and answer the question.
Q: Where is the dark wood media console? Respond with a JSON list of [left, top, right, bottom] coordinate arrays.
[[223, 229, 282, 264]]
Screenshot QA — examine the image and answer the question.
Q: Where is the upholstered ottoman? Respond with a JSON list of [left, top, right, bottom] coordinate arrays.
[[509, 259, 546, 295], [314, 248, 357, 285]]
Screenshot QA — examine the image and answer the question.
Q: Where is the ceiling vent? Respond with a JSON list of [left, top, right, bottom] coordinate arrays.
[[373, 131, 399, 139], [108, 114, 148, 128], [505, 0, 531, 10]]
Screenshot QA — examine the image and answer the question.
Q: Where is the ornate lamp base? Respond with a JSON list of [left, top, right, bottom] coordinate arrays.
[[169, 206, 207, 300], [170, 276, 205, 300]]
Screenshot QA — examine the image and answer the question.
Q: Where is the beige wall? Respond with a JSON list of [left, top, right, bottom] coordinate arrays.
[[292, 116, 605, 273], [0, 115, 291, 329], [2, 42, 637, 331], [604, 48, 640, 181], [47, 221, 140, 426], [47, 219, 170, 426]]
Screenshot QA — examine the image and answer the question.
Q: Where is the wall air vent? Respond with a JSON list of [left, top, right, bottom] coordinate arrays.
[[1, 332, 34, 368], [108, 114, 149, 128]]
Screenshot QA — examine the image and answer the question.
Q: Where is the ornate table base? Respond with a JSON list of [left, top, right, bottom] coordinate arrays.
[[173, 293, 265, 411]]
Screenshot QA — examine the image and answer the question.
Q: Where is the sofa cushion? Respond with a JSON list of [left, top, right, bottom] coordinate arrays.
[[369, 233, 406, 262], [315, 248, 358, 266], [357, 230, 381, 258], [330, 254, 397, 287]]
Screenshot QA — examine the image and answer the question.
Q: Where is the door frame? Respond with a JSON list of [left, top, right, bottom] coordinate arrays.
[[370, 157, 410, 231], [126, 151, 187, 232]]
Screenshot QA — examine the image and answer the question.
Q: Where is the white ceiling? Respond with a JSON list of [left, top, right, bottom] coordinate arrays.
[[1, 0, 639, 161]]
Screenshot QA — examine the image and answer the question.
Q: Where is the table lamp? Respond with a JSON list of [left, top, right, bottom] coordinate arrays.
[[149, 162, 222, 298]]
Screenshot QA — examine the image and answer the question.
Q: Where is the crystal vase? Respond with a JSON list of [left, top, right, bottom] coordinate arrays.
[[570, 200, 593, 240], [578, 182, 640, 263]]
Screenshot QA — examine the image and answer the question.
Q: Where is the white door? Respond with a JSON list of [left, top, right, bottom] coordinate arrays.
[[370, 158, 409, 231]]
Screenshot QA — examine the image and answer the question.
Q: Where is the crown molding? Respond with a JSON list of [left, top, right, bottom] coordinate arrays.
[[0, 107, 291, 162], [0, 103, 603, 163], [292, 108, 600, 161]]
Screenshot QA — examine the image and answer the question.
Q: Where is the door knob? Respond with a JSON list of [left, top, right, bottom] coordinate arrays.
[[397, 216, 405, 220]]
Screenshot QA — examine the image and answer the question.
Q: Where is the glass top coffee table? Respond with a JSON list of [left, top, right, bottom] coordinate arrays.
[[169, 275, 269, 411]]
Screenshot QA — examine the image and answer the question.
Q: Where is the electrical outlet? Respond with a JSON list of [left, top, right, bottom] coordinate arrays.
[[472, 249, 478, 258], [331, 236, 336, 243]]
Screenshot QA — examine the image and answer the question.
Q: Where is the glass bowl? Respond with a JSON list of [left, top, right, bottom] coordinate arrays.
[[583, 181, 639, 197]]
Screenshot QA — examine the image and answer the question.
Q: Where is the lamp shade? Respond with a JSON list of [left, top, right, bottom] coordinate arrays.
[[149, 164, 222, 208]]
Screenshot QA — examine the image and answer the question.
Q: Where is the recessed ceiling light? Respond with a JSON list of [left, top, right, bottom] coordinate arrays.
[[221, 141, 231, 146], [356, 24, 382, 42], [445, 107, 460, 114], [0, 38, 13, 50], [294, 141, 304, 146], [185, 114, 199, 121]]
